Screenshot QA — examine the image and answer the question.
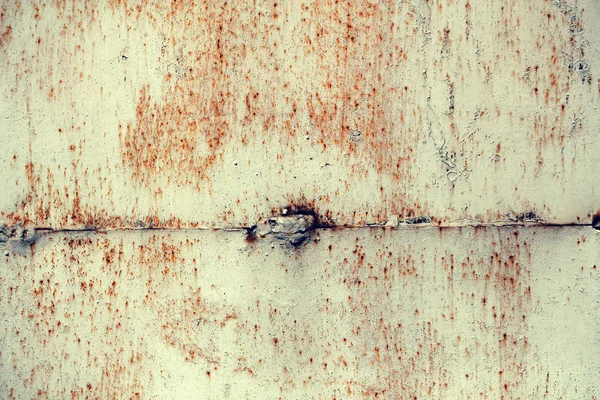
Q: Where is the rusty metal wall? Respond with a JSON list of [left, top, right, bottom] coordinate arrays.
[[1, 227, 599, 399], [1, 0, 599, 399]]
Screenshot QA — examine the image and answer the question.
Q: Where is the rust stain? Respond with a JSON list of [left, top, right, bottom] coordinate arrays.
[[0, 0, 596, 227], [0, 2, 16, 49], [2, 226, 597, 397], [8, 162, 190, 229], [111, 0, 428, 221], [121, 1, 242, 187], [119, 2, 277, 188], [329, 227, 533, 397], [0, 1, 599, 400], [158, 288, 238, 365]]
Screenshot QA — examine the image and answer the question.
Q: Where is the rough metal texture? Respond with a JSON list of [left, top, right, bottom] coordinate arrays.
[[1, 228, 599, 398], [1, 0, 599, 399], [1, 0, 599, 228]]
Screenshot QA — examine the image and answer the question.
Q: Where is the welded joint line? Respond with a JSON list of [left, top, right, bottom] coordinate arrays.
[[25, 221, 599, 236]]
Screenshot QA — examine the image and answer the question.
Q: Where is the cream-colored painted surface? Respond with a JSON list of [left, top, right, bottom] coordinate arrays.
[[1, 1, 600, 399], [1, 227, 599, 399], [0, 0, 599, 228]]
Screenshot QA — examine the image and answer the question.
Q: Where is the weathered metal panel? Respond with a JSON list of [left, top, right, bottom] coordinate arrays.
[[1, 0, 599, 228], [2, 1, 600, 399], [1, 227, 598, 398]]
